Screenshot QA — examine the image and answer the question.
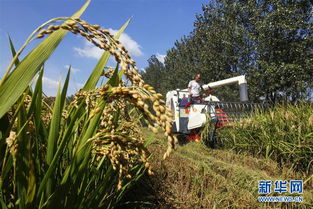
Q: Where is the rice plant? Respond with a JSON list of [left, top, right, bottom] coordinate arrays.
[[219, 103, 313, 175], [0, 1, 176, 208]]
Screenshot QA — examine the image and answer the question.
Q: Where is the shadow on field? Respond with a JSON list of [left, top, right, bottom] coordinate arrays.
[[118, 174, 175, 209], [176, 134, 190, 146]]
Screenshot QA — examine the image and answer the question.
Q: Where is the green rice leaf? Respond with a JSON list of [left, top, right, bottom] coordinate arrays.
[[27, 67, 43, 119], [15, 94, 29, 209], [8, 36, 20, 66], [45, 69, 70, 196], [107, 64, 121, 87], [0, 0, 90, 119]]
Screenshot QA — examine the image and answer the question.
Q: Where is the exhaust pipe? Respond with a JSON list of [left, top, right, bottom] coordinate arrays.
[[239, 83, 248, 102]]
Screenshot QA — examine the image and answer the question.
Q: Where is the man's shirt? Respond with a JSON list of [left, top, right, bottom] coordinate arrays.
[[188, 80, 201, 97]]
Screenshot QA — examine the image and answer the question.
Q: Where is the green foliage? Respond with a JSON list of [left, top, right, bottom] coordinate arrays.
[[141, 55, 167, 95], [247, 0, 313, 102], [219, 103, 313, 174], [142, 0, 313, 103]]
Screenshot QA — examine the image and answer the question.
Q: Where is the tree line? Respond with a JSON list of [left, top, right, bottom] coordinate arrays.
[[141, 0, 313, 103]]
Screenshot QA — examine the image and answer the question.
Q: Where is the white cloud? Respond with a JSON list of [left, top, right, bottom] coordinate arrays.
[[108, 29, 143, 57], [74, 40, 104, 59], [76, 82, 84, 89], [74, 30, 143, 59], [156, 53, 166, 64], [72, 81, 84, 90], [64, 65, 80, 74], [42, 76, 59, 89], [41, 76, 59, 96], [41, 76, 85, 96], [140, 68, 146, 73]]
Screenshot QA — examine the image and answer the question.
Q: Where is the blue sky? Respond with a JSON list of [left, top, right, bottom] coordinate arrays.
[[0, 0, 208, 95]]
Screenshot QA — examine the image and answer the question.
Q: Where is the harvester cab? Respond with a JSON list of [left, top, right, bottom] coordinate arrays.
[[165, 75, 263, 145]]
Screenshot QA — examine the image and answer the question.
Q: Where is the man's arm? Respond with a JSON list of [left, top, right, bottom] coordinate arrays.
[[188, 81, 192, 96], [188, 87, 192, 96]]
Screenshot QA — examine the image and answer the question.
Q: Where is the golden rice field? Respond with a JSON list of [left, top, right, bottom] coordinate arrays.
[[219, 103, 313, 175]]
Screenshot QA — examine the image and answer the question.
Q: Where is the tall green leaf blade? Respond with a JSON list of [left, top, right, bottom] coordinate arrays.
[[26, 147, 36, 204], [0, 198, 8, 209], [82, 18, 131, 90], [8, 36, 20, 66], [61, 67, 71, 108], [106, 64, 121, 87], [15, 95, 29, 209], [0, 37, 19, 153], [45, 61, 70, 197], [0, 0, 90, 119], [27, 67, 43, 119], [45, 81, 62, 196]]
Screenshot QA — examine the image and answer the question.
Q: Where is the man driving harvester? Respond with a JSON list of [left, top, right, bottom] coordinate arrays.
[[186, 74, 203, 141], [188, 74, 203, 104]]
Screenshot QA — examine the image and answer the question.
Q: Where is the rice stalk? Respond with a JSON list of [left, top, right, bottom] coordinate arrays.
[[219, 103, 313, 175], [0, 6, 175, 208]]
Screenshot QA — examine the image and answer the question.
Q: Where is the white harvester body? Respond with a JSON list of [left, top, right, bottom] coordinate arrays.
[[165, 75, 248, 134]]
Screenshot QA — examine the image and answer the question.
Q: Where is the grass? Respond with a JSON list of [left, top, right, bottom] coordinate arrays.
[[142, 128, 313, 208]]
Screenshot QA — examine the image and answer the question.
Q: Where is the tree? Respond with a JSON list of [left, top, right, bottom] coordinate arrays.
[[141, 0, 313, 103], [141, 55, 167, 94], [247, 0, 313, 102]]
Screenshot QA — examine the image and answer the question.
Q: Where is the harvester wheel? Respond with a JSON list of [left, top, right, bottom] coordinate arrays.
[[207, 130, 220, 148], [203, 120, 222, 149]]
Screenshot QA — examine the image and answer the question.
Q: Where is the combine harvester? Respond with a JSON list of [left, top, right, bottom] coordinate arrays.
[[165, 75, 267, 147]]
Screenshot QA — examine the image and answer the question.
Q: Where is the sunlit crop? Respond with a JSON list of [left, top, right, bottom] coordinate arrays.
[[0, 1, 175, 208]]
